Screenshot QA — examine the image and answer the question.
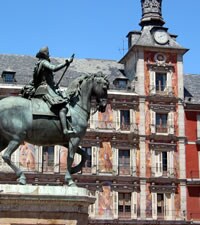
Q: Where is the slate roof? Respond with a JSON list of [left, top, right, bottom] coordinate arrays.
[[0, 54, 124, 89], [0, 54, 200, 104], [134, 26, 186, 50], [184, 74, 200, 104]]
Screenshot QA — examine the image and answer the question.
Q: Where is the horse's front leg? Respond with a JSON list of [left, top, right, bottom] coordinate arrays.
[[2, 140, 26, 185], [64, 138, 80, 186]]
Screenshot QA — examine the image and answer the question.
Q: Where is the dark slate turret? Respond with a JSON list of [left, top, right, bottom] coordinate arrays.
[[139, 0, 165, 28]]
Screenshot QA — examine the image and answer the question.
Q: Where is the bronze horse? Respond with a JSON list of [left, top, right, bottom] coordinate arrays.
[[0, 73, 109, 185]]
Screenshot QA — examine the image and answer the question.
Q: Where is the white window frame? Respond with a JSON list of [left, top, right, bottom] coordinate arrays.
[[131, 191, 137, 219], [114, 110, 120, 130], [152, 192, 174, 220], [153, 150, 174, 177], [113, 147, 118, 175], [89, 108, 98, 129], [168, 111, 174, 134], [150, 109, 156, 133], [92, 146, 98, 174], [149, 70, 172, 95]]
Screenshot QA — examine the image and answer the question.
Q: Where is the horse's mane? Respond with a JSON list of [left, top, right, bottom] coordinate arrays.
[[64, 72, 108, 99], [66, 74, 90, 96]]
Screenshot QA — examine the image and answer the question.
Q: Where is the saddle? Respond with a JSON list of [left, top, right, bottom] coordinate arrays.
[[31, 98, 58, 117]]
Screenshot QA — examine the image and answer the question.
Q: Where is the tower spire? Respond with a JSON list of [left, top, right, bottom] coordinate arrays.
[[139, 0, 165, 28]]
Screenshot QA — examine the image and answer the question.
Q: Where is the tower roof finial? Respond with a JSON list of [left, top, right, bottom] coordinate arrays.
[[139, 0, 165, 28]]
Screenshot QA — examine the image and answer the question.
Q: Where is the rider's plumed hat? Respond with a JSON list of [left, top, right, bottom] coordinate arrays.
[[36, 46, 50, 59]]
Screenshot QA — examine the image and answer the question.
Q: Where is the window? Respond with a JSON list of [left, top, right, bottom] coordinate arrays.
[[153, 151, 174, 177], [156, 113, 168, 133], [156, 72, 167, 92], [118, 193, 131, 218], [113, 78, 128, 90], [152, 192, 173, 220], [2, 71, 16, 83], [82, 147, 92, 173], [42, 146, 54, 172], [157, 193, 164, 218], [120, 110, 130, 130], [155, 151, 167, 176], [119, 149, 130, 175]]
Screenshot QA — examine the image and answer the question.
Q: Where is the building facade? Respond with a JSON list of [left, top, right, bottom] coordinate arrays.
[[184, 75, 200, 222], [0, 0, 199, 224]]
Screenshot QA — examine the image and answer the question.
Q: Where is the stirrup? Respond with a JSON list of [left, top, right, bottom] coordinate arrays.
[[63, 128, 76, 135]]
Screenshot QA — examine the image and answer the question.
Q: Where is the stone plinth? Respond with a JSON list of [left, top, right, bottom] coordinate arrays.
[[0, 184, 95, 225]]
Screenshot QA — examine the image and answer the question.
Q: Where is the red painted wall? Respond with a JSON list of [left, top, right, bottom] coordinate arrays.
[[185, 111, 197, 141], [185, 111, 199, 178], [187, 187, 200, 220], [185, 111, 200, 220]]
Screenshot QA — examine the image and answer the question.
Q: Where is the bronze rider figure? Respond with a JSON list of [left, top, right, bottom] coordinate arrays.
[[32, 46, 76, 135]]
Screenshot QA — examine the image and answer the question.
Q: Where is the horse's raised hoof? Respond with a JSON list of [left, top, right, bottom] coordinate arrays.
[[17, 175, 27, 185]]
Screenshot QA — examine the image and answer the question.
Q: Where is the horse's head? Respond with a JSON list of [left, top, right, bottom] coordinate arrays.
[[92, 73, 109, 113]]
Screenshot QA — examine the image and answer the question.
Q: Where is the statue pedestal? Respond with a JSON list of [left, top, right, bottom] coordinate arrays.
[[0, 184, 95, 225]]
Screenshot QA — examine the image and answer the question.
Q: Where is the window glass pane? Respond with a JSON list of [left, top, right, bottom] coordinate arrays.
[[119, 150, 130, 175], [156, 73, 167, 91], [156, 113, 167, 126], [82, 147, 92, 167], [121, 110, 130, 124], [43, 146, 54, 172], [162, 151, 167, 171], [118, 80, 127, 88], [3, 73, 14, 83]]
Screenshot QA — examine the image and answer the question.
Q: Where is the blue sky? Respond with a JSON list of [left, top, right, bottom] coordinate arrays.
[[0, 0, 199, 74]]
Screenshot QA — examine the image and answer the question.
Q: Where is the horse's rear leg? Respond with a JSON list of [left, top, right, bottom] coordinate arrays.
[[2, 140, 26, 185]]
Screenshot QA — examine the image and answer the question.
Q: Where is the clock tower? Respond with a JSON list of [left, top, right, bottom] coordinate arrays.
[[119, 0, 188, 221]]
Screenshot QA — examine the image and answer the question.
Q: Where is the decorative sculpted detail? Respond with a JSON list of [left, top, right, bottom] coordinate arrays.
[[141, 0, 162, 15]]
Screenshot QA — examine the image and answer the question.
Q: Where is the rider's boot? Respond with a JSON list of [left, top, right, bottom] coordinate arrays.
[[59, 108, 76, 135]]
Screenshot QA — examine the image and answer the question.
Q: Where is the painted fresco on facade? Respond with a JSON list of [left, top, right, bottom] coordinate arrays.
[[146, 144, 151, 178], [146, 184, 152, 218], [145, 102, 150, 134], [19, 142, 36, 170], [136, 149, 140, 176], [98, 104, 113, 129], [174, 149, 179, 178], [98, 185, 113, 218], [175, 187, 181, 218], [99, 142, 113, 173], [59, 146, 68, 172]]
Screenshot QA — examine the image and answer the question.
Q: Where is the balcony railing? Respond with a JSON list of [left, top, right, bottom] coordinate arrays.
[[151, 167, 176, 178], [150, 124, 175, 135], [149, 85, 175, 96], [88, 121, 139, 133], [118, 211, 131, 219]]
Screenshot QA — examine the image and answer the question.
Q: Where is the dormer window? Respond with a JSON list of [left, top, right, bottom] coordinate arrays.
[[113, 75, 129, 90], [1, 70, 16, 83]]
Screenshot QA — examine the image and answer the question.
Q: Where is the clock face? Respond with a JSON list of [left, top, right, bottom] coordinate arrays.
[[153, 29, 169, 44]]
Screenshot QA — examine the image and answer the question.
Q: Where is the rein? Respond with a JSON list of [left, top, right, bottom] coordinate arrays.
[[72, 102, 90, 119]]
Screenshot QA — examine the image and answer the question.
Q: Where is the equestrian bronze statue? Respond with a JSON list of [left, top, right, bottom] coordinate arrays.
[[0, 54, 109, 185]]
